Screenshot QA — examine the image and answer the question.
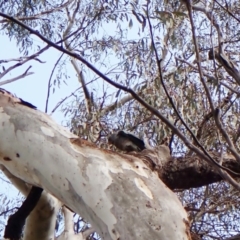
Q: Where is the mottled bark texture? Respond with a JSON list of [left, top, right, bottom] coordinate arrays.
[[0, 92, 190, 240]]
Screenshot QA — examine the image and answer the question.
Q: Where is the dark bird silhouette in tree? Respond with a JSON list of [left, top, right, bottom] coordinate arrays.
[[108, 131, 146, 152]]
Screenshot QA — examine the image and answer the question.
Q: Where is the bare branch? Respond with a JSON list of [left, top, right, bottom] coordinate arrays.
[[220, 82, 240, 95], [45, 54, 64, 113], [50, 87, 80, 114], [101, 94, 133, 116], [0, 47, 48, 80], [0, 69, 34, 86], [63, 3, 95, 114], [208, 49, 240, 85]]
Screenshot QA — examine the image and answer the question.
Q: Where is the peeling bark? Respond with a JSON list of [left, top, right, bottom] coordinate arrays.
[[0, 93, 190, 239]]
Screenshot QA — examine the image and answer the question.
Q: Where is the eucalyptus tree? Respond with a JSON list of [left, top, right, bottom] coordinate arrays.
[[0, 0, 240, 239]]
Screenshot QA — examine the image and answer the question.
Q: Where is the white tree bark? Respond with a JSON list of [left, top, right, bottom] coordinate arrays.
[[0, 93, 190, 240], [0, 165, 61, 240]]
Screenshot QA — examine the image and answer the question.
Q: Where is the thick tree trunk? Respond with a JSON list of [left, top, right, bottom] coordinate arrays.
[[0, 93, 190, 239]]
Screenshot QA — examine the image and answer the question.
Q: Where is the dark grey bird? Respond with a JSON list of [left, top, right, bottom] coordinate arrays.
[[0, 88, 37, 109], [108, 131, 145, 152]]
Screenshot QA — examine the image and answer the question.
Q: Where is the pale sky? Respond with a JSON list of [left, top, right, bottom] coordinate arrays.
[[0, 34, 80, 125]]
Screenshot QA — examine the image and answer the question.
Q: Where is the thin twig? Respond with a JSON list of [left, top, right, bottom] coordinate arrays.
[[45, 54, 64, 113], [63, 2, 94, 114], [185, 1, 215, 111], [214, 0, 240, 23], [220, 82, 240, 95], [0, 48, 47, 80], [50, 87, 80, 114], [0, 68, 33, 86]]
